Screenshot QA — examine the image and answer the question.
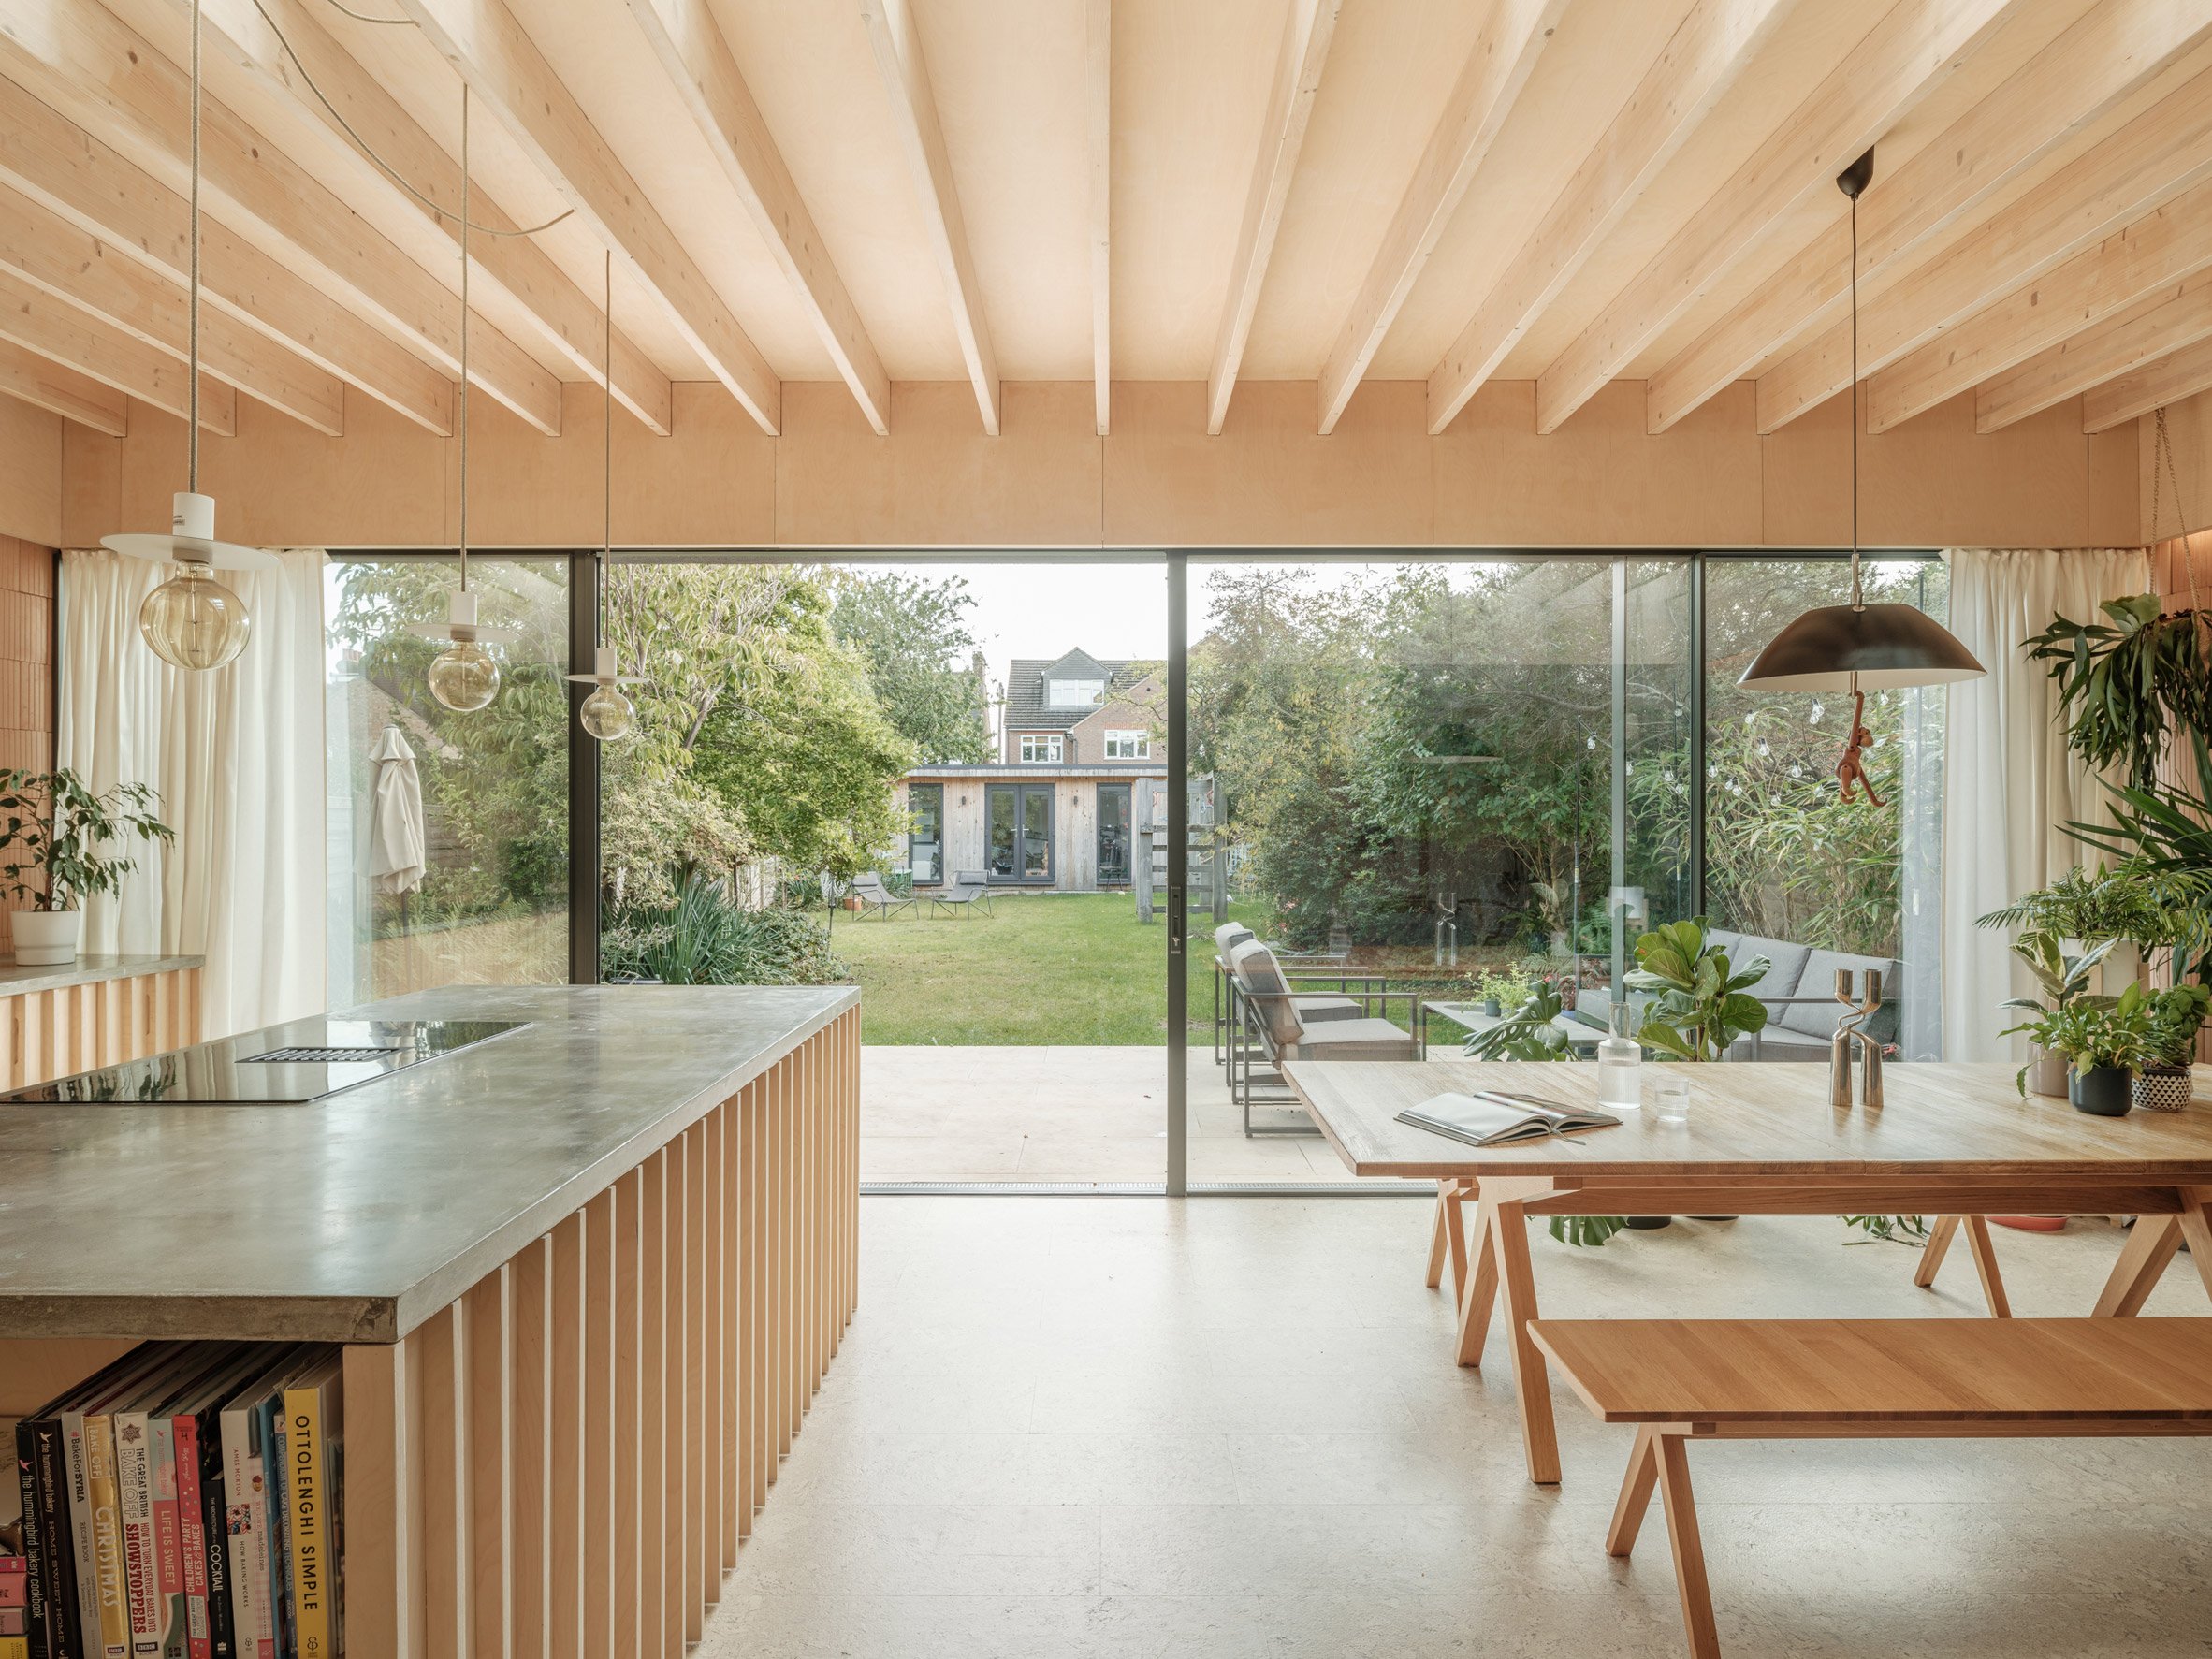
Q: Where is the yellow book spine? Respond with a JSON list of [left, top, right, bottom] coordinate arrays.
[[85, 1413, 132, 1659], [282, 1386, 330, 1659]]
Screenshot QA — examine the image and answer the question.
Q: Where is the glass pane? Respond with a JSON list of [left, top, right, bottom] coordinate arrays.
[[987, 786, 1017, 879], [1703, 556, 1948, 1055], [908, 784, 943, 885], [1021, 787, 1051, 879], [1098, 785, 1131, 884], [324, 556, 570, 1004]]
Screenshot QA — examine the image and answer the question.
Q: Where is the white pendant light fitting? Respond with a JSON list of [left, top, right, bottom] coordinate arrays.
[[418, 82, 510, 713], [564, 251, 640, 743], [101, 0, 275, 673]]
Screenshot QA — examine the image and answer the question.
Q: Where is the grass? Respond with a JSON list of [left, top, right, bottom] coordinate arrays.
[[825, 891, 1264, 1045]]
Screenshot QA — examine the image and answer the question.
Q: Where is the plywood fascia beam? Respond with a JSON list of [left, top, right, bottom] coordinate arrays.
[[192, 0, 669, 436], [1646, 0, 2212, 435], [0, 3, 560, 435], [1978, 267, 2212, 431], [861, 0, 999, 435], [2083, 330, 2212, 432], [618, 0, 883, 433], [0, 177, 342, 434], [0, 265, 235, 435], [1865, 176, 2212, 432], [0, 77, 434, 432], [1316, 0, 1567, 435], [395, 0, 777, 433], [0, 338, 128, 436], [1426, 0, 1794, 436], [1206, 0, 1342, 436], [1756, 61, 2212, 434], [1533, 0, 2018, 435]]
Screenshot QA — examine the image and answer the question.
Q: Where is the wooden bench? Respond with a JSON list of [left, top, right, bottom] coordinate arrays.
[[1528, 1317, 2212, 1658]]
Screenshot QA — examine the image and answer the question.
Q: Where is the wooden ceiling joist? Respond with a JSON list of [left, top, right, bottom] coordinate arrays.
[[1867, 175, 2212, 433], [1532, 0, 2017, 436], [1647, 0, 2212, 436], [0, 177, 342, 434], [0, 337, 128, 436], [0, 264, 235, 434], [862, 0, 999, 435], [194, 0, 669, 436], [1206, 0, 1342, 437], [2083, 332, 2212, 433], [394, 0, 779, 434], [617, 0, 885, 433], [1978, 268, 2212, 432], [1756, 61, 2212, 435], [1426, 0, 1795, 437], [0, 75, 446, 435], [1087, 0, 1111, 437], [1316, 0, 1567, 436], [0, 2, 560, 436]]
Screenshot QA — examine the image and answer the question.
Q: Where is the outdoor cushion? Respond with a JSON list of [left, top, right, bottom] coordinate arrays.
[[1778, 950, 1901, 1043], [1229, 939, 1306, 1051], [1214, 923, 1256, 963], [1703, 928, 1741, 960], [1287, 1017, 1419, 1062], [1723, 934, 1811, 1003], [1291, 996, 1364, 1023]]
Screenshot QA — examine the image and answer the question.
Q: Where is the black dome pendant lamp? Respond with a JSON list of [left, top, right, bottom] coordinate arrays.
[[1739, 148, 1984, 796]]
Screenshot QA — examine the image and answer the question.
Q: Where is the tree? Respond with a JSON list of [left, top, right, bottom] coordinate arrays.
[[829, 572, 990, 764]]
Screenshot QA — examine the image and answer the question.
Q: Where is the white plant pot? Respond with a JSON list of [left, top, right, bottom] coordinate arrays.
[[11, 909, 81, 967]]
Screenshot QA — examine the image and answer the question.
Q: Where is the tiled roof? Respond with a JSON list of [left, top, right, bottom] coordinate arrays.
[[1002, 651, 1151, 734]]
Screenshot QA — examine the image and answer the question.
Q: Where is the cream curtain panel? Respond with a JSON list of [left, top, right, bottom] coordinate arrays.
[[1941, 547, 2150, 1062], [58, 547, 327, 1039]]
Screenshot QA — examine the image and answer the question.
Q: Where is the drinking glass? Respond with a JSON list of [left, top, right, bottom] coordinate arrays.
[[1652, 1072, 1690, 1124]]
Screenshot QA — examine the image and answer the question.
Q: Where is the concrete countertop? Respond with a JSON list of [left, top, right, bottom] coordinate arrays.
[[0, 953, 206, 995], [0, 983, 857, 1344]]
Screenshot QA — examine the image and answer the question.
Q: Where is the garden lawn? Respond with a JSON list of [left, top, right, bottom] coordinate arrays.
[[827, 891, 1263, 1044]]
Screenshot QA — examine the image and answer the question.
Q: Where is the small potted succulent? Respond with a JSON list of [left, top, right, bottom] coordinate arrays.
[[2007, 985, 2154, 1117], [0, 769, 172, 966], [2132, 982, 2209, 1113]]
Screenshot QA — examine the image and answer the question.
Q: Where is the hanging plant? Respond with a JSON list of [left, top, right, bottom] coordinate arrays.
[[2024, 594, 2211, 789]]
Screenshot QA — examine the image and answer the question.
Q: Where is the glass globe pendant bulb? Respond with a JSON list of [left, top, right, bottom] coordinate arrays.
[[429, 638, 500, 713], [138, 559, 252, 671], [578, 683, 636, 741]]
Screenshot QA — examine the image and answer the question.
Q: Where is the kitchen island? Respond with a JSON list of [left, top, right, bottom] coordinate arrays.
[[0, 982, 860, 1657]]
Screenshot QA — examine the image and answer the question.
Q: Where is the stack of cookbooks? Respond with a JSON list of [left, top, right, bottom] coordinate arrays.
[[9, 1342, 342, 1659]]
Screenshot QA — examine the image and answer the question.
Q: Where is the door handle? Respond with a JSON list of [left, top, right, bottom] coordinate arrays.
[[1168, 887, 1186, 955]]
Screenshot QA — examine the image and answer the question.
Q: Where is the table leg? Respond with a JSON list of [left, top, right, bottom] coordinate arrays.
[[1426, 1180, 1465, 1291], [2093, 1215, 2183, 1317], [2176, 1188, 2212, 1304], [1606, 1423, 1660, 1557], [1455, 1194, 1498, 1369], [1962, 1216, 2013, 1318], [1488, 1190, 1561, 1484], [1913, 1215, 1959, 1288], [1654, 1433, 1722, 1659]]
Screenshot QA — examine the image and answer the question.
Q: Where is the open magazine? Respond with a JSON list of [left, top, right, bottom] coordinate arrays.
[[1396, 1090, 1622, 1148]]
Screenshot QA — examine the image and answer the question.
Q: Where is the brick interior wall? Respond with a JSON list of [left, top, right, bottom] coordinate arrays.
[[0, 535, 55, 775]]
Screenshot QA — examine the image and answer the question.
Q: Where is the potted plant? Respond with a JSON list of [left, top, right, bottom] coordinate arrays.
[[1998, 931, 2116, 1098], [0, 770, 172, 966], [1626, 918, 1770, 1062], [2133, 982, 2209, 1113], [2007, 984, 2154, 1116], [1977, 866, 2206, 994]]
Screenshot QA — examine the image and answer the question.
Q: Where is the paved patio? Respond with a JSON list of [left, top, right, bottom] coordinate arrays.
[[860, 1046, 1357, 1185]]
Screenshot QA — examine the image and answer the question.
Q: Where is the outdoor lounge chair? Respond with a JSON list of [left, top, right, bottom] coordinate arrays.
[[851, 871, 915, 920], [1213, 921, 1362, 1075], [1227, 938, 1419, 1137], [929, 870, 995, 919]]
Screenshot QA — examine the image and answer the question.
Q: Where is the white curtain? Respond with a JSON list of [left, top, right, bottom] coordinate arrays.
[[59, 548, 327, 1038], [1941, 547, 2149, 1061]]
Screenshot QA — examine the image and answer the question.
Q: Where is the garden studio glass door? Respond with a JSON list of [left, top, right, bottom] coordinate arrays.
[[988, 783, 1054, 883], [1098, 784, 1132, 885]]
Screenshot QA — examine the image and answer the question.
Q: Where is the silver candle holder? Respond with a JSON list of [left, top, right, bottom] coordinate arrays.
[[1828, 968, 1885, 1109]]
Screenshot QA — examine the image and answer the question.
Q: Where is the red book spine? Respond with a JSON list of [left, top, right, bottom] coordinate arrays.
[[172, 1417, 211, 1659]]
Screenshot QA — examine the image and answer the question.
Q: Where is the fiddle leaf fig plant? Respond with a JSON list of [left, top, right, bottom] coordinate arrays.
[[0, 769, 172, 912], [1626, 918, 1770, 1062]]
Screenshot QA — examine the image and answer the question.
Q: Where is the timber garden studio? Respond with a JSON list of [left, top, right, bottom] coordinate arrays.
[[7, 1, 2212, 1656]]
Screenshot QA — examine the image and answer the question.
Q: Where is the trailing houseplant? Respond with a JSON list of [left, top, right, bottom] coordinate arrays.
[[2004, 983, 2155, 1116], [2133, 982, 2209, 1112], [0, 769, 172, 966], [2026, 592, 2212, 793]]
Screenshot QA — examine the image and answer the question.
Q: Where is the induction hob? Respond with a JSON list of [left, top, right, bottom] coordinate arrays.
[[0, 1016, 530, 1105]]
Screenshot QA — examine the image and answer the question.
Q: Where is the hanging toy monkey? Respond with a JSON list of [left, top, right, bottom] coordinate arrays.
[[1834, 688, 1885, 807]]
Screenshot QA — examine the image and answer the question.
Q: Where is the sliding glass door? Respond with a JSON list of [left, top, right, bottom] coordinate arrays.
[[986, 782, 1055, 883]]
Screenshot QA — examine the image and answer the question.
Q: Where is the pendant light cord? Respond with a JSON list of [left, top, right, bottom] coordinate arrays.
[[458, 80, 470, 594], [604, 250, 613, 562], [188, 0, 202, 492], [1848, 182, 1862, 613]]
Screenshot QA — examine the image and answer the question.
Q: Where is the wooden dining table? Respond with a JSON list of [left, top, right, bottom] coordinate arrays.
[[1283, 1057, 2212, 1485]]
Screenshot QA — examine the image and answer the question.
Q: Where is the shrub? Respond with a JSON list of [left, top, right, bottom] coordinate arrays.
[[604, 877, 851, 987]]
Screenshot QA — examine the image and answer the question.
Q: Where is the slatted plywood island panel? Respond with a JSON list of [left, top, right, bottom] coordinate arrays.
[[0, 956, 203, 1089], [340, 1002, 860, 1658]]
